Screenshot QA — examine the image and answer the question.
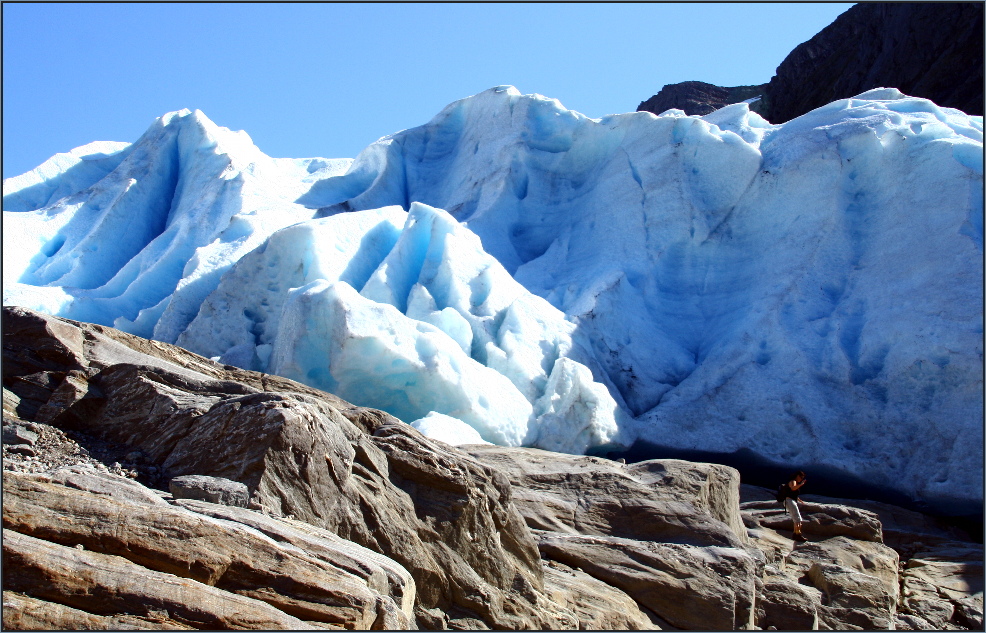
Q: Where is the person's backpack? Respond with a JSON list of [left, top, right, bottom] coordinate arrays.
[[775, 483, 788, 504]]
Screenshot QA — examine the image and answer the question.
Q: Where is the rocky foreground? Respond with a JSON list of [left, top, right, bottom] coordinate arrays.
[[2, 305, 982, 630]]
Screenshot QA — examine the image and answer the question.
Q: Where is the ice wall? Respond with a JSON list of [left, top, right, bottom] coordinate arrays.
[[4, 87, 982, 513]]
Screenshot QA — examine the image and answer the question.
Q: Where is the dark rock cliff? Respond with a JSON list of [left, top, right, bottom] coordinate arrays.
[[638, 3, 984, 121], [636, 81, 769, 117], [765, 2, 984, 122]]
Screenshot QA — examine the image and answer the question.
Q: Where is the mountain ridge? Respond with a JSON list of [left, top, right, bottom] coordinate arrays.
[[637, 2, 984, 121]]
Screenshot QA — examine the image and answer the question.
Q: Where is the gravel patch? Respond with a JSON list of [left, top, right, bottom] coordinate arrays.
[[2, 414, 165, 489]]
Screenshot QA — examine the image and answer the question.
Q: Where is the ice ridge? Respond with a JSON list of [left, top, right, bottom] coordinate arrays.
[[3, 87, 982, 513]]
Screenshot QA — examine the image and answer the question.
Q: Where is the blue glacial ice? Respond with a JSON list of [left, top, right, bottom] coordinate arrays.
[[3, 87, 982, 512]]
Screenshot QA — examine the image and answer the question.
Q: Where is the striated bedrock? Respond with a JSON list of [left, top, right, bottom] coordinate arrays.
[[4, 85, 983, 516], [2, 306, 983, 630], [2, 305, 553, 630], [0, 305, 703, 629]]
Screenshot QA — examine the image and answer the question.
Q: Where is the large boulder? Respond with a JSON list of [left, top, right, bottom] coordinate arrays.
[[169, 474, 249, 507], [540, 559, 659, 630], [807, 561, 897, 629], [466, 445, 760, 630], [3, 528, 329, 631], [465, 445, 748, 547], [756, 576, 819, 631], [900, 541, 984, 630], [537, 533, 759, 630], [787, 536, 900, 603]]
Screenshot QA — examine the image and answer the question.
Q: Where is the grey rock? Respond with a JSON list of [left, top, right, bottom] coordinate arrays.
[[808, 562, 896, 629], [787, 536, 900, 603], [901, 541, 984, 629], [742, 498, 883, 542], [2, 423, 38, 446], [172, 498, 416, 619], [3, 470, 409, 629], [756, 577, 819, 631], [464, 444, 761, 628], [2, 590, 188, 631], [170, 474, 249, 507], [466, 445, 748, 548], [537, 532, 759, 630], [894, 612, 939, 631], [46, 464, 171, 506], [953, 595, 984, 630], [541, 559, 659, 630], [6, 444, 37, 456], [2, 528, 327, 630]]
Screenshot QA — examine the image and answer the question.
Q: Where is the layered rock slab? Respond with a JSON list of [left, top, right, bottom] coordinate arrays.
[[741, 484, 983, 631], [466, 445, 759, 629], [3, 467, 411, 629], [5, 304, 983, 631], [0, 306, 578, 629]]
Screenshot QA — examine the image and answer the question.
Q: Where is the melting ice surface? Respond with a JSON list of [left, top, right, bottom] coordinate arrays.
[[4, 87, 983, 513]]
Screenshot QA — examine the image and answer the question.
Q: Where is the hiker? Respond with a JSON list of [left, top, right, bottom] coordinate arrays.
[[778, 470, 808, 542]]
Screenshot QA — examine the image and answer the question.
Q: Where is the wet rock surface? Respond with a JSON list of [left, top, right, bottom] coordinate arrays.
[[3, 306, 982, 630]]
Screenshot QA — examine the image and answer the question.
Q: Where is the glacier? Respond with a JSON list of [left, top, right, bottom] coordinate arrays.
[[3, 86, 982, 514]]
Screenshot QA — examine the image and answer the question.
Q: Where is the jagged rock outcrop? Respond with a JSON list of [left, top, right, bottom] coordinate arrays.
[[741, 484, 983, 631], [636, 81, 768, 117], [639, 3, 983, 122], [3, 305, 982, 630]]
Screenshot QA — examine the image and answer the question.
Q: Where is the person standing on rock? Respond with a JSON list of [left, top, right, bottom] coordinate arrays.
[[779, 471, 808, 542]]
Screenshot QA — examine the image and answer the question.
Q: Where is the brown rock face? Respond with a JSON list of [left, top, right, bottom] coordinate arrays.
[[4, 305, 983, 631], [2, 528, 327, 630], [464, 445, 748, 547], [0, 306, 552, 629], [466, 445, 759, 629], [3, 469, 405, 629], [741, 484, 984, 631]]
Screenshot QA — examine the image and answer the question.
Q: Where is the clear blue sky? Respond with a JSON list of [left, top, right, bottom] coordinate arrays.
[[3, 2, 853, 178]]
